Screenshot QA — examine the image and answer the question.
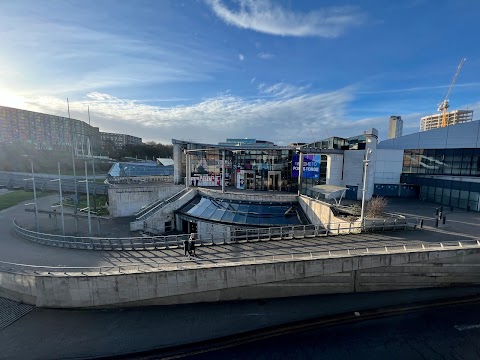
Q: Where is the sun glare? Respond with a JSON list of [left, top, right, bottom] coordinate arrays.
[[0, 90, 27, 110]]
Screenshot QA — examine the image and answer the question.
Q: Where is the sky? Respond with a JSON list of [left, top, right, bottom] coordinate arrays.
[[1, 0, 480, 145]]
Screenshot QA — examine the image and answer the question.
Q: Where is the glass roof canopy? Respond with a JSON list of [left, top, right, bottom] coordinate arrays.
[[108, 162, 173, 177], [178, 196, 310, 227]]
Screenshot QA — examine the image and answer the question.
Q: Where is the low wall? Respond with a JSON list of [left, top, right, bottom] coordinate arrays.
[[1, 248, 478, 308], [298, 196, 361, 234], [108, 184, 184, 217], [199, 188, 297, 203]]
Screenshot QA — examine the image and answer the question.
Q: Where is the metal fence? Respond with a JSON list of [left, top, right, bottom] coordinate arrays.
[[13, 219, 417, 251], [1, 238, 480, 276]]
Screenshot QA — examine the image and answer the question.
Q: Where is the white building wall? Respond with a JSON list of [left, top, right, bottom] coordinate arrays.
[[374, 149, 404, 184], [342, 150, 364, 189], [108, 184, 184, 217], [326, 154, 344, 185]]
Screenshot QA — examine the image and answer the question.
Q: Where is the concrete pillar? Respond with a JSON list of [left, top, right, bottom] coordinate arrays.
[[173, 142, 184, 184]]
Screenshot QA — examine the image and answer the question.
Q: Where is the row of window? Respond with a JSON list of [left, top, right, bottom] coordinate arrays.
[[403, 148, 480, 176]]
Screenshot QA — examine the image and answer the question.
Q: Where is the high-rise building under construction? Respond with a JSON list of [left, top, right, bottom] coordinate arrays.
[[420, 110, 473, 132]]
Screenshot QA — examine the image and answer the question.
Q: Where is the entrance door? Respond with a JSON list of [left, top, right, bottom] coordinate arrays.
[[268, 171, 281, 191], [245, 171, 255, 190]]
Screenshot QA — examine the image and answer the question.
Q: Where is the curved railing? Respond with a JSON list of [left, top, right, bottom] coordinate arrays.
[[13, 218, 417, 251], [1, 239, 480, 276]]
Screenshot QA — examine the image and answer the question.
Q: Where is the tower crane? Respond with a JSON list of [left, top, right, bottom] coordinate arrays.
[[438, 58, 466, 127]]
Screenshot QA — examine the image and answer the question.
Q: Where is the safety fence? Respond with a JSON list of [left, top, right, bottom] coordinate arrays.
[[1, 239, 479, 276], [13, 219, 417, 251]]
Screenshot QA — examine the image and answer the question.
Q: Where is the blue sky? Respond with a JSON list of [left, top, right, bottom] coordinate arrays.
[[1, 0, 480, 145]]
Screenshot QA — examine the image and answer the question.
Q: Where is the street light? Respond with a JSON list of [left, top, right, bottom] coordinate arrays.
[[50, 162, 65, 236], [79, 161, 92, 237], [22, 156, 39, 232], [360, 148, 373, 228]]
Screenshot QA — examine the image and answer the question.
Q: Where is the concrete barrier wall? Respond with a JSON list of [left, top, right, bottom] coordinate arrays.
[[2, 248, 479, 308], [108, 184, 184, 217], [197, 221, 232, 243], [143, 189, 197, 235], [298, 196, 361, 234], [199, 188, 297, 203]]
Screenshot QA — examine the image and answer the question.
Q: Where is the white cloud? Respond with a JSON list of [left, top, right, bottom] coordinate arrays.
[[258, 52, 275, 60], [206, 0, 365, 38], [12, 86, 355, 145], [238, 53, 245, 61], [258, 82, 310, 98]]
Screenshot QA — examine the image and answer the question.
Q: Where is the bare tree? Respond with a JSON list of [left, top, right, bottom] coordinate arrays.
[[365, 196, 388, 218]]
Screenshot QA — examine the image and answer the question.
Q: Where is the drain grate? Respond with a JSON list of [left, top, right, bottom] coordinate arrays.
[[0, 298, 35, 331]]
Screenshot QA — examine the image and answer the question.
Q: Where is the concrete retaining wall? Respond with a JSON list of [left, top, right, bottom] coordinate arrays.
[[108, 184, 184, 217], [298, 195, 361, 234], [1, 248, 478, 308], [143, 189, 197, 235]]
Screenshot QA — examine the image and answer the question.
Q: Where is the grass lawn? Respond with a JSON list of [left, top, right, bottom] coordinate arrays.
[[0, 190, 51, 211], [63, 194, 109, 216]]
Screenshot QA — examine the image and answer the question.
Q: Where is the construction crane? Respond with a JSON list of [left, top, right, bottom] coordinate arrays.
[[438, 58, 466, 127]]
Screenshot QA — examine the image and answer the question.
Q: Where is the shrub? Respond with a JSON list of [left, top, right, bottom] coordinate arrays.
[[365, 196, 388, 218]]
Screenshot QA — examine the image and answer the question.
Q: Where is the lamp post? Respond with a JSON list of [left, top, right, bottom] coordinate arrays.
[[360, 148, 372, 227], [23, 157, 39, 232], [50, 162, 65, 236], [79, 161, 92, 237]]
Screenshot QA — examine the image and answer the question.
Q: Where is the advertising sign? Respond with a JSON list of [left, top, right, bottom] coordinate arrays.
[[292, 154, 320, 179]]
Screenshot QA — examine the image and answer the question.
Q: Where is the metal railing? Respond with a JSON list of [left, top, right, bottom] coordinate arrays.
[[13, 218, 418, 251], [135, 188, 190, 221], [1, 239, 480, 276]]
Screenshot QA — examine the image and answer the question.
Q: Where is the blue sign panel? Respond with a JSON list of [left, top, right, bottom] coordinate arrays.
[[292, 154, 320, 179]]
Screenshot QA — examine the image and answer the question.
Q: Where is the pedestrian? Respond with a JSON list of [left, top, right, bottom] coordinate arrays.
[[191, 179, 195, 186], [183, 238, 189, 257], [188, 233, 196, 257], [195, 178, 199, 187]]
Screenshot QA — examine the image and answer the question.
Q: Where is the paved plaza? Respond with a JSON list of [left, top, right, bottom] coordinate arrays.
[[1, 194, 479, 271]]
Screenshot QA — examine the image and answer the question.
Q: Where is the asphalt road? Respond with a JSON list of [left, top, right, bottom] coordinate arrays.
[[2, 287, 480, 360], [186, 299, 480, 360]]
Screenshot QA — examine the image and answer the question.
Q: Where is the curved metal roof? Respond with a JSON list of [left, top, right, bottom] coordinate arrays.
[[177, 196, 310, 227]]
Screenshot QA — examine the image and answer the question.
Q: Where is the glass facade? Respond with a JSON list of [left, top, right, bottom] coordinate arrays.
[[403, 149, 480, 176], [401, 174, 480, 211], [402, 148, 480, 211], [185, 146, 327, 193]]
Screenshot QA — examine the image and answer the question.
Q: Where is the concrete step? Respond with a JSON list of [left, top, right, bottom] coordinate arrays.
[[0, 298, 35, 331]]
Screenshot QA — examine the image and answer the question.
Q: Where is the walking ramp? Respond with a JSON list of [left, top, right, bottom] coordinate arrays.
[[130, 188, 196, 233]]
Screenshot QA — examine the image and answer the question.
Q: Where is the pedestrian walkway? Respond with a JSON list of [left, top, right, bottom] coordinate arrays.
[[1, 195, 480, 272]]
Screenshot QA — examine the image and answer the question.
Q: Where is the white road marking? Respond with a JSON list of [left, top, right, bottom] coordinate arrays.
[[454, 324, 480, 331]]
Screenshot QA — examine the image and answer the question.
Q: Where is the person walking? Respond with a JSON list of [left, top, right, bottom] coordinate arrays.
[[183, 238, 189, 257], [188, 233, 196, 257]]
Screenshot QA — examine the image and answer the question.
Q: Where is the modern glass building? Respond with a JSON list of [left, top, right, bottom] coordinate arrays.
[[172, 139, 333, 194], [378, 119, 480, 211]]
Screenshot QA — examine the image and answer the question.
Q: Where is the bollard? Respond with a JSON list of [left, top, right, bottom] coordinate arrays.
[[420, 219, 424, 228], [435, 218, 439, 227], [443, 216, 446, 224]]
